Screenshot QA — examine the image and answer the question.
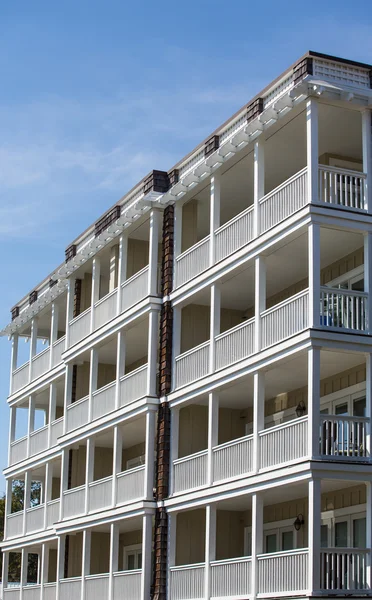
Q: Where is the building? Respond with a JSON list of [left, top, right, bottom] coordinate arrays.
[[1, 50, 372, 600]]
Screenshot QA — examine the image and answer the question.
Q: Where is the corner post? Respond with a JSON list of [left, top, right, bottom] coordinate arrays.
[[306, 97, 319, 204]]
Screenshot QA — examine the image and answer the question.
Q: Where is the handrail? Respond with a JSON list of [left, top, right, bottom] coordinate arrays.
[[175, 340, 210, 362], [318, 165, 366, 177], [13, 361, 29, 375], [215, 317, 254, 342], [257, 548, 309, 559], [321, 547, 369, 553], [53, 335, 66, 347], [60, 577, 82, 583], [173, 449, 208, 465], [84, 573, 110, 580], [88, 475, 113, 488], [26, 503, 44, 513], [116, 464, 145, 478], [259, 167, 308, 205], [212, 433, 253, 452], [11, 435, 27, 446], [94, 287, 117, 308], [261, 288, 309, 318], [32, 346, 50, 361], [69, 306, 91, 326], [259, 415, 308, 437], [120, 363, 147, 382], [169, 563, 205, 571], [8, 510, 23, 518], [93, 380, 116, 396], [175, 235, 209, 262], [210, 556, 252, 566], [214, 204, 254, 235], [63, 484, 85, 496], [121, 264, 149, 288], [51, 416, 64, 425], [319, 414, 369, 422], [47, 498, 60, 506], [320, 285, 367, 298], [113, 569, 142, 576], [66, 395, 89, 410], [30, 424, 48, 436]]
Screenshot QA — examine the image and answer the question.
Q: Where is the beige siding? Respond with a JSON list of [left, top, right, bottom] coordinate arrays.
[[179, 405, 208, 458], [75, 362, 90, 401], [218, 408, 246, 445], [93, 446, 113, 480], [68, 531, 83, 577], [118, 530, 142, 570], [176, 509, 205, 565], [127, 239, 149, 278], [80, 273, 92, 312], [90, 532, 110, 574], [182, 200, 198, 252], [126, 355, 147, 374], [97, 363, 116, 389], [51, 477, 61, 500], [122, 442, 145, 471], [70, 446, 86, 488], [216, 510, 245, 560], [181, 304, 245, 353], [48, 549, 57, 582]]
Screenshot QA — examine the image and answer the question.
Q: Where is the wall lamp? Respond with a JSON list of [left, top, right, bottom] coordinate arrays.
[[294, 514, 305, 531], [295, 400, 307, 418]]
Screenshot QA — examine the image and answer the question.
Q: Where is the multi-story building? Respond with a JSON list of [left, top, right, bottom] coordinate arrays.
[[2, 50, 372, 600]]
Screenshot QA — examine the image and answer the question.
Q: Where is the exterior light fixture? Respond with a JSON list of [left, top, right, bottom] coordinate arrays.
[[294, 514, 305, 531], [295, 400, 307, 418]]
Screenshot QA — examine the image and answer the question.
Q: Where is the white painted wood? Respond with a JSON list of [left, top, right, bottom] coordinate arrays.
[[169, 564, 205, 600], [144, 410, 156, 499], [362, 110, 372, 213], [207, 394, 219, 486], [32, 347, 50, 381], [85, 437, 94, 514], [12, 362, 29, 394], [66, 395, 89, 432], [215, 318, 255, 371], [210, 557, 252, 598], [261, 289, 309, 349], [52, 336, 65, 367], [320, 286, 367, 331], [204, 505, 216, 599], [251, 492, 263, 598], [319, 414, 368, 459], [120, 364, 148, 406], [25, 505, 45, 534], [308, 347, 321, 459], [10, 437, 28, 466], [46, 499, 60, 528], [85, 575, 109, 600], [116, 466, 145, 504], [307, 97, 318, 204], [29, 425, 48, 457], [318, 166, 367, 210], [49, 303, 59, 369], [254, 139, 265, 237], [115, 330, 126, 409], [255, 256, 266, 353], [175, 341, 209, 389], [63, 364, 73, 435], [81, 530, 91, 600], [213, 434, 254, 483], [62, 485, 86, 519], [90, 256, 101, 331], [320, 548, 369, 591], [209, 285, 220, 373], [253, 371, 265, 473], [215, 205, 254, 263], [116, 234, 128, 314], [148, 208, 161, 296], [109, 523, 119, 600], [259, 168, 307, 234], [94, 289, 118, 331], [172, 306, 181, 392], [59, 578, 82, 600], [173, 450, 208, 493], [69, 308, 91, 347], [111, 425, 123, 506], [112, 570, 141, 600], [210, 174, 221, 266], [88, 476, 112, 512], [9, 333, 19, 395], [308, 478, 321, 593], [174, 202, 183, 259], [175, 236, 210, 288], [259, 416, 308, 469], [141, 513, 152, 600], [6, 511, 24, 538], [147, 310, 158, 396], [92, 381, 116, 420], [258, 549, 309, 595], [121, 265, 149, 313], [29, 318, 38, 382], [59, 449, 69, 521], [65, 277, 75, 349], [88, 348, 98, 422]]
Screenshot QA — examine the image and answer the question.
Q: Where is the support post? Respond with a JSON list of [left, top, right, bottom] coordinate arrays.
[[65, 277, 75, 348], [116, 234, 128, 314], [141, 513, 153, 600], [367, 354, 372, 459], [88, 348, 98, 422], [40, 543, 49, 600], [144, 410, 156, 499], [81, 529, 91, 600], [109, 244, 119, 293], [49, 302, 59, 369], [48, 383, 57, 447], [90, 257, 101, 331], [366, 482, 372, 589], [308, 478, 321, 594], [362, 110, 372, 213], [251, 492, 263, 598], [306, 97, 319, 204], [308, 346, 321, 459], [9, 333, 19, 395], [111, 425, 123, 506], [172, 306, 181, 391], [170, 408, 179, 495], [3, 478, 12, 540], [174, 203, 183, 259], [148, 209, 161, 296], [59, 449, 69, 520], [254, 139, 265, 237], [84, 438, 95, 515], [27, 395, 35, 458], [56, 535, 66, 599], [115, 330, 126, 409], [204, 504, 217, 600], [43, 461, 52, 530], [207, 393, 219, 485], [308, 222, 320, 329], [210, 174, 221, 266], [253, 371, 265, 472], [8, 407, 16, 465], [29, 317, 38, 382], [364, 233, 372, 333], [109, 523, 119, 600], [209, 284, 221, 373], [20, 548, 28, 593], [2, 550, 9, 593], [147, 310, 158, 396], [254, 256, 266, 353], [63, 365, 73, 435]]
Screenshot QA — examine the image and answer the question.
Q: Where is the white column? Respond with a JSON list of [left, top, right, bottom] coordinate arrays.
[[362, 110, 372, 212], [81, 529, 91, 600], [90, 257, 101, 331], [40, 543, 49, 600], [63, 365, 73, 435], [308, 222, 320, 329], [144, 410, 156, 499], [204, 504, 216, 600], [112, 425, 123, 506], [48, 383, 57, 447], [3, 478, 12, 539], [115, 330, 126, 409], [49, 302, 59, 369], [251, 492, 263, 598], [308, 478, 321, 594], [210, 174, 221, 266], [21, 548, 28, 591], [366, 482, 372, 589], [84, 438, 95, 514], [148, 209, 161, 296], [364, 233, 372, 333], [253, 371, 265, 472], [109, 244, 120, 293], [306, 97, 319, 204], [116, 234, 128, 314], [207, 394, 219, 485], [65, 277, 75, 348], [254, 256, 266, 353], [141, 513, 153, 600], [9, 333, 19, 395], [209, 284, 221, 373], [56, 535, 66, 596], [43, 462, 52, 529], [88, 348, 98, 421], [2, 550, 9, 592], [254, 139, 265, 237], [59, 449, 69, 520], [147, 310, 158, 396], [170, 408, 179, 495], [172, 306, 181, 391], [27, 395, 35, 457], [308, 346, 320, 459], [367, 354, 372, 459], [168, 513, 177, 567], [109, 523, 119, 600], [29, 317, 38, 381], [8, 407, 16, 464], [174, 202, 183, 259]]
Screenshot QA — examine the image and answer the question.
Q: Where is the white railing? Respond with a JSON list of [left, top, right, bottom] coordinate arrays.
[[258, 549, 308, 595], [6, 511, 23, 538], [31, 347, 50, 380], [116, 466, 145, 504], [52, 336, 65, 367], [260, 168, 308, 234], [66, 395, 89, 432], [26, 504, 44, 533], [320, 415, 368, 460], [121, 266, 149, 313], [94, 289, 118, 330], [88, 476, 113, 512], [320, 287, 367, 332], [175, 236, 210, 288], [320, 548, 369, 591], [92, 381, 116, 420], [12, 362, 29, 393], [210, 557, 252, 598], [22, 585, 41, 600], [173, 450, 208, 494], [259, 417, 308, 470], [120, 364, 148, 407], [69, 308, 91, 347], [175, 341, 210, 389], [43, 583, 56, 600], [169, 564, 205, 600], [113, 570, 141, 600], [3, 589, 21, 600], [213, 435, 254, 483], [85, 574, 110, 598], [215, 318, 255, 371], [29, 425, 48, 456], [318, 166, 366, 211], [50, 417, 64, 446], [63, 485, 85, 519], [46, 499, 60, 527], [59, 578, 82, 600], [215, 205, 254, 263], [10, 436, 27, 465], [261, 289, 309, 349]]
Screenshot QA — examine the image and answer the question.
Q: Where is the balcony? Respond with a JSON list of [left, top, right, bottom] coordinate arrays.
[[11, 336, 66, 395], [6, 499, 60, 539], [9, 416, 64, 467]]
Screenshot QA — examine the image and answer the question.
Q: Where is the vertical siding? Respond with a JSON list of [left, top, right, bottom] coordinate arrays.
[[176, 509, 206, 566], [178, 406, 208, 458]]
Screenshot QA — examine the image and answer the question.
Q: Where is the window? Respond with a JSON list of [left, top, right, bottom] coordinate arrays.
[[126, 454, 145, 470], [264, 527, 294, 553], [124, 545, 142, 571]]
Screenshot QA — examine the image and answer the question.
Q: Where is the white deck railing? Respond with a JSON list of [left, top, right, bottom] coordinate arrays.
[[29, 425, 48, 456], [92, 381, 116, 420], [116, 466, 145, 504], [175, 341, 210, 389], [52, 336, 65, 367], [6, 511, 23, 538], [211, 557, 252, 598], [175, 236, 210, 288], [88, 476, 113, 512], [213, 434, 254, 482], [258, 549, 308, 596], [320, 287, 367, 332], [318, 166, 366, 211], [121, 265, 149, 313], [3, 588, 21, 600], [320, 415, 368, 460], [215, 318, 255, 371], [10, 436, 27, 465], [63, 485, 85, 519], [215, 205, 254, 263], [46, 499, 60, 528], [31, 347, 50, 380], [259, 417, 308, 470], [66, 395, 89, 432], [68, 307, 91, 347], [113, 570, 141, 600], [43, 583, 57, 600], [25, 504, 44, 534], [59, 578, 82, 600], [260, 168, 308, 234], [50, 417, 63, 446], [320, 548, 369, 591], [173, 450, 208, 493], [85, 574, 110, 599], [120, 364, 148, 407], [22, 585, 41, 600], [94, 289, 118, 330], [12, 362, 29, 393], [261, 289, 309, 349], [169, 564, 205, 600]]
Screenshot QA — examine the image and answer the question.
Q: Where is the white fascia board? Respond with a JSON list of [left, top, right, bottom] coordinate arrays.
[[4, 446, 62, 479], [55, 502, 155, 535], [1, 531, 57, 551], [8, 363, 66, 406]]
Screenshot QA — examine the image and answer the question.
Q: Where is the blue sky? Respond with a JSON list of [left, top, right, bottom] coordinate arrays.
[[0, 0, 371, 492]]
